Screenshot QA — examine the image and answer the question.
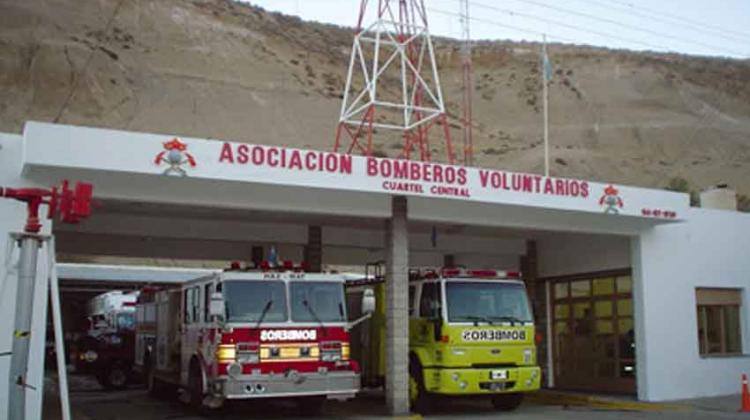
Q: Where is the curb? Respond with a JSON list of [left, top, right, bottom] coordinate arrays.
[[527, 390, 690, 412]]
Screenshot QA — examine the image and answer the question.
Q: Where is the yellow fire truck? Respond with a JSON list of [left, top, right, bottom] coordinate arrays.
[[346, 264, 541, 411]]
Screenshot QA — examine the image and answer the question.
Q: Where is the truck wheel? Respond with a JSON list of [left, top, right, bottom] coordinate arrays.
[[409, 358, 430, 413], [298, 396, 325, 417], [146, 364, 159, 397], [188, 364, 205, 411], [188, 364, 223, 416], [102, 363, 129, 390], [146, 363, 172, 398], [491, 393, 524, 411]]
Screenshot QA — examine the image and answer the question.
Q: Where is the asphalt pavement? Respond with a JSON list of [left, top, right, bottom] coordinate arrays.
[[42, 373, 748, 420]]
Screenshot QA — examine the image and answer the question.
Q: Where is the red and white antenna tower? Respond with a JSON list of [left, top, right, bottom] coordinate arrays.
[[459, 0, 474, 166], [334, 0, 455, 164]]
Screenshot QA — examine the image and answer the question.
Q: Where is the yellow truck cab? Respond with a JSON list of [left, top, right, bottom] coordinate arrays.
[[347, 265, 541, 412], [408, 267, 541, 410]]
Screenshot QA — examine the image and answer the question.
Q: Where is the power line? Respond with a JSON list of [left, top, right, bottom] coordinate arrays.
[[498, 0, 750, 55], [585, 0, 750, 42], [54, 0, 126, 123], [431, 5, 673, 53], [461, 0, 746, 57], [429, 7, 577, 44]]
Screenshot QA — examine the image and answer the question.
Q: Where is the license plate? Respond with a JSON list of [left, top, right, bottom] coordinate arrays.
[[490, 370, 508, 380], [488, 382, 506, 391]]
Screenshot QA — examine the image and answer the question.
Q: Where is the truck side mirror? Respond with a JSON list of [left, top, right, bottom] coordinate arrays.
[[209, 292, 225, 319], [347, 288, 376, 331], [361, 289, 376, 314]]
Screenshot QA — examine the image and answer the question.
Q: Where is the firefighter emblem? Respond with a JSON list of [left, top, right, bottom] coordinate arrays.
[[599, 184, 624, 214], [154, 138, 196, 176]]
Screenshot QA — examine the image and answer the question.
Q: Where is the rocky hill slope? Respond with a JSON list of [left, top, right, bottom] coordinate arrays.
[[1, 0, 749, 201]]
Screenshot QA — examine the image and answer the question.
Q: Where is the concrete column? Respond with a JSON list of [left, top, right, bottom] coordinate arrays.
[[443, 254, 455, 268], [630, 234, 651, 401], [521, 240, 548, 385], [251, 246, 264, 266], [305, 225, 322, 272], [385, 196, 409, 415]]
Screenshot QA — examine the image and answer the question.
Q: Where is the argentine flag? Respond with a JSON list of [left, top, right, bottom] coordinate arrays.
[[542, 50, 553, 82]]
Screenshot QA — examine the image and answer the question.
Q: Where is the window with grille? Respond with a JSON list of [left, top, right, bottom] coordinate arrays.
[[696, 288, 743, 356]]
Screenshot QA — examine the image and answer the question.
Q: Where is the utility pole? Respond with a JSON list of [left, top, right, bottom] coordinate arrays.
[[541, 34, 550, 177], [460, 0, 474, 166]]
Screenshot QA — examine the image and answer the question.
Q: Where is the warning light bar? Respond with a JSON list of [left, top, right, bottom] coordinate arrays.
[[439, 267, 522, 279], [225, 260, 311, 273]]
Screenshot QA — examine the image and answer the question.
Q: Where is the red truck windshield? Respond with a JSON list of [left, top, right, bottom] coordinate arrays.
[[221, 280, 347, 324], [224, 280, 287, 323], [290, 281, 346, 323]]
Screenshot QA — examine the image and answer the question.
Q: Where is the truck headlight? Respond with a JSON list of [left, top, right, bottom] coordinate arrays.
[[83, 350, 98, 362], [341, 343, 350, 361], [216, 344, 236, 362]]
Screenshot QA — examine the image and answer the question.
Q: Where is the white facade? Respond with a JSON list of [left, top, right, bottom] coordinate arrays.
[[0, 122, 748, 418], [537, 212, 750, 401], [633, 209, 750, 400]]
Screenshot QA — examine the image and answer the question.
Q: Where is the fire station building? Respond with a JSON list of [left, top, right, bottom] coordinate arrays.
[[0, 121, 749, 417]]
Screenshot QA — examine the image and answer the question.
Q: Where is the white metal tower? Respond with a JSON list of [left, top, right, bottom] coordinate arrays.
[[334, 0, 455, 163]]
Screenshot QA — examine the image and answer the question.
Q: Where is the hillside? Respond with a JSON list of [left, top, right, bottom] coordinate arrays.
[[1, 0, 749, 201]]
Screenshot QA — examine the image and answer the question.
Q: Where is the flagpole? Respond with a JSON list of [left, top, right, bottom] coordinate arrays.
[[542, 34, 550, 177]]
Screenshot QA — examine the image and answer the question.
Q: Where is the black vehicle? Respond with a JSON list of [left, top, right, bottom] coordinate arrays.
[[72, 329, 137, 390]]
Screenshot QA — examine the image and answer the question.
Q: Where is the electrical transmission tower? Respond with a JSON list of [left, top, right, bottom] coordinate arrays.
[[459, 0, 474, 166], [334, 0, 455, 164]]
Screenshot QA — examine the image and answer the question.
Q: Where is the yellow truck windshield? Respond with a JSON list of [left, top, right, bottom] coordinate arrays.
[[445, 281, 532, 324]]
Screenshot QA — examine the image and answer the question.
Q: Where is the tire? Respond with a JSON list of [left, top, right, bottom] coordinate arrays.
[[146, 363, 159, 397], [146, 361, 172, 399], [99, 362, 129, 390], [188, 363, 205, 411], [188, 362, 223, 416], [408, 357, 431, 414], [491, 393, 524, 411], [298, 396, 326, 417]]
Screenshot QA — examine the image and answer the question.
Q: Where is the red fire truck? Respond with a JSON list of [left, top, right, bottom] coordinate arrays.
[[134, 262, 374, 414]]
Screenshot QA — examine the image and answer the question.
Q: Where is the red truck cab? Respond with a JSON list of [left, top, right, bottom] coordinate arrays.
[[135, 264, 373, 414]]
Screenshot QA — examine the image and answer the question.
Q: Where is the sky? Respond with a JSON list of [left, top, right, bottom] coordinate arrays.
[[244, 0, 750, 59]]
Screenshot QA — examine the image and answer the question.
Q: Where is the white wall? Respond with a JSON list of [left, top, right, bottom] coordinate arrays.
[[633, 208, 750, 401], [54, 212, 526, 268], [0, 133, 49, 418]]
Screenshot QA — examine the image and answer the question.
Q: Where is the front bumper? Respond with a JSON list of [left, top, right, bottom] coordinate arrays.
[[213, 370, 360, 400], [423, 366, 541, 395]]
